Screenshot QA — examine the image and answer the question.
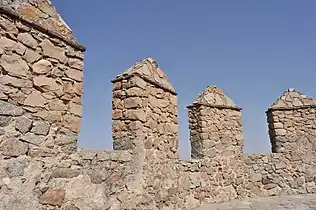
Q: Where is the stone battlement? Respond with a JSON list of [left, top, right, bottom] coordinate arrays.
[[1, 1, 316, 210]]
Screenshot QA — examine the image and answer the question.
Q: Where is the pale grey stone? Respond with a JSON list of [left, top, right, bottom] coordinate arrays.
[[197, 194, 316, 210], [0, 138, 28, 157], [55, 134, 76, 146], [0, 116, 11, 127], [50, 168, 80, 179], [20, 133, 45, 146], [6, 159, 27, 177], [15, 116, 32, 134], [0, 128, 5, 135], [0, 100, 24, 116], [31, 121, 50, 135]]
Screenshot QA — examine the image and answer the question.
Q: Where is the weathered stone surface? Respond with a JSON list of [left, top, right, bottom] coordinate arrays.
[[6, 159, 27, 178], [23, 49, 41, 63], [31, 121, 50, 135], [65, 69, 83, 82], [24, 90, 47, 107], [68, 58, 84, 70], [39, 188, 66, 206], [63, 204, 79, 210], [124, 97, 142, 108], [188, 86, 243, 159], [69, 102, 82, 117], [34, 110, 62, 123], [115, 57, 176, 93], [15, 116, 32, 134], [66, 51, 84, 60], [125, 109, 146, 122], [0, 138, 28, 157], [34, 75, 60, 91], [55, 133, 77, 146], [51, 66, 65, 77], [271, 89, 316, 108], [2, 2, 316, 210], [196, 194, 316, 210], [0, 17, 18, 34], [0, 37, 26, 55], [48, 99, 67, 111], [17, 33, 38, 49], [0, 75, 33, 88], [192, 85, 239, 108], [65, 175, 110, 209], [63, 114, 81, 133], [40, 39, 67, 62], [32, 59, 53, 74], [0, 116, 11, 127], [0, 100, 24, 116], [20, 133, 45, 146], [0, 54, 29, 77], [51, 168, 80, 179]]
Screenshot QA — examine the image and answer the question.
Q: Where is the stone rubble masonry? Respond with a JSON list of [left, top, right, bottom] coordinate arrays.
[[267, 89, 316, 164], [196, 194, 316, 210], [1, 1, 316, 210], [187, 86, 243, 160]]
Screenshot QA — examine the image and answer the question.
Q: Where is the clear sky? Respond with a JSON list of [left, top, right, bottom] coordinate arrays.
[[52, 0, 316, 159]]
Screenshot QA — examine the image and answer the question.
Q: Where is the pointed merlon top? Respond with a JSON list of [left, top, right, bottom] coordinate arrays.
[[188, 85, 241, 110], [269, 88, 316, 110], [112, 58, 176, 95], [0, 0, 85, 51]]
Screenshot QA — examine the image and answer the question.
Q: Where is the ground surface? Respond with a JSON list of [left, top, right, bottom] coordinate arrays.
[[195, 194, 316, 210]]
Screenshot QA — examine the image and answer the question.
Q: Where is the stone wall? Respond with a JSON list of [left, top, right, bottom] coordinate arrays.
[[267, 89, 316, 164], [195, 194, 316, 210], [111, 58, 180, 209], [0, 6, 83, 156], [1, 1, 316, 210], [187, 86, 244, 160], [0, 2, 141, 210]]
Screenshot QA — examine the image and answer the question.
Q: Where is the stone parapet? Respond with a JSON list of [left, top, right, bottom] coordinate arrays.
[[0, 10, 84, 156], [0, 0, 85, 50], [1, 1, 316, 209], [267, 89, 316, 164], [188, 86, 244, 160]]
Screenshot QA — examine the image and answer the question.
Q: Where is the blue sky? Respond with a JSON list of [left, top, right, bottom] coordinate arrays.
[[52, 0, 316, 159]]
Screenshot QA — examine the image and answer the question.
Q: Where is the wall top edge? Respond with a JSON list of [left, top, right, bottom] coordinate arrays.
[[111, 73, 177, 96], [0, 6, 86, 52], [266, 104, 316, 112], [187, 102, 242, 111]]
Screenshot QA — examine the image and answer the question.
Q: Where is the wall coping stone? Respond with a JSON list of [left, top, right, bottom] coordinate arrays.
[[187, 102, 242, 111], [111, 72, 177, 95], [0, 6, 86, 52], [266, 104, 316, 112]]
